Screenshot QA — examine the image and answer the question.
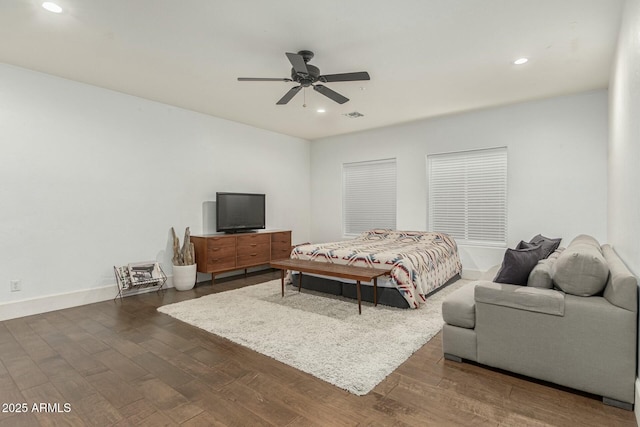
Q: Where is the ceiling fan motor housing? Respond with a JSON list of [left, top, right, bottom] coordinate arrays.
[[298, 50, 314, 62], [292, 64, 320, 86]]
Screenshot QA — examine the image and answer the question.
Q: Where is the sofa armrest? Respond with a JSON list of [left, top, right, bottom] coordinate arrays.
[[602, 245, 638, 312], [474, 281, 565, 316]]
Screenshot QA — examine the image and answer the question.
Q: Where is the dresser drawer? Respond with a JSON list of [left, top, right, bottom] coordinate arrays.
[[237, 250, 270, 266], [236, 242, 270, 257], [237, 233, 270, 247], [207, 236, 235, 249], [271, 247, 291, 260], [270, 231, 291, 245], [271, 240, 291, 252], [271, 231, 291, 261], [207, 245, 236, 259], [207, 256, 236, 271]]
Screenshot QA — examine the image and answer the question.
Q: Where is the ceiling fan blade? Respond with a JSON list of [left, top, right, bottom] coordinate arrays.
[[276, 86, 303, 105], [319, 71, 370, 83], [238, 77, 292, 82], [313, 85, 349, 104], [286, 52, 309, 75]]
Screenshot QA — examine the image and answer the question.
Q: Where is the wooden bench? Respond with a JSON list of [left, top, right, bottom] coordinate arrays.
[[270, 258, 392, 314]]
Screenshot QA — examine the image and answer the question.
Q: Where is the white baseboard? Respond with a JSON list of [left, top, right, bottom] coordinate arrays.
[[0, 266, 273, 322], [0, 277, 177, 322], [635, 377, 639, 425]]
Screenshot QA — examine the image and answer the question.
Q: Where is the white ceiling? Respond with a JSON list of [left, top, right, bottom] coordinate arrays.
[[0, 1, 624, 140]]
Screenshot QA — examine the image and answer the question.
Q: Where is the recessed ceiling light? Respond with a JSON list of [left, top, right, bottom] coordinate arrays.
[[42, 2, 63, 13], [513, 57, 529, 65], [316, 108, 326, 113]]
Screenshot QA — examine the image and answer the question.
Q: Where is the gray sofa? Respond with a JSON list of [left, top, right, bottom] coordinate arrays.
[[441, 235, 638, 410]]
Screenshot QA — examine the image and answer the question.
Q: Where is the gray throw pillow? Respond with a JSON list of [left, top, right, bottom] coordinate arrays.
[[494, 245, 543, 285], [516, 240, 538, 250], [530, 234, 562, 259]]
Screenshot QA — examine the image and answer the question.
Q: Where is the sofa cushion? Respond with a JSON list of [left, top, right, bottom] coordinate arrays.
[[548, 247, 565, 260], [552, 243, 609, 296], [442, 283, 476, 328], [475, 281, 565, 316], [527, 248, 564, 289], [527, 260, 554, 289], [569, 234, 602, 253], [494, 245, 543, 285], [529, 234, 562, 259]]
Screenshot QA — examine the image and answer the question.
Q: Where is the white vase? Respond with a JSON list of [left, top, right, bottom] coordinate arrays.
[[173, 264, 197, 291]]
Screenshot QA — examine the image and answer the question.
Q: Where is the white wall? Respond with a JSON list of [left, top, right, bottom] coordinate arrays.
[[311, 91, 609, 274], [0, 63, 311, 319], [608, 0, 640, 421], [609, 0, 640, 275]]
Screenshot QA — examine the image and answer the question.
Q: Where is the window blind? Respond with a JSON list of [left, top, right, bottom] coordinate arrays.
[[343, 158, 397, 236], [427, 147, 507, 246]]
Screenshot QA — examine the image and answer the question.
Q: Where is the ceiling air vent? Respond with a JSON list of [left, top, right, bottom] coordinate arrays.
[[343, 111, 364, 118]]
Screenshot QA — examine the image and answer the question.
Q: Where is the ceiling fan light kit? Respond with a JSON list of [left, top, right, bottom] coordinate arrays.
[[238, 50, 370, 105]]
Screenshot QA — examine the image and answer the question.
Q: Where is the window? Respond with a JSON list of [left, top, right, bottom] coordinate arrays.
[[427, 147, 507, 246], [343, 158, 397, 236]]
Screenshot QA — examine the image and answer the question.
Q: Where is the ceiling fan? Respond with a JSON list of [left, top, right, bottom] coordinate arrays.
[[238, 50, 370, 105]]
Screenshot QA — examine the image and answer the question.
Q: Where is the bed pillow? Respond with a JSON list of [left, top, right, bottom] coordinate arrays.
[[394, 230, 424, 242], [529, 234, 562, 259], [362, 229, 392, 240], [494, 244, 544, 286]]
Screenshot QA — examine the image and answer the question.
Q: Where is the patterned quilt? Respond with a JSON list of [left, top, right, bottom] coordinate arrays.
[[288, 229, 462, 308]]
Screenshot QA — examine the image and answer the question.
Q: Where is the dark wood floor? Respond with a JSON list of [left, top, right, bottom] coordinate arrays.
[[0, 271, 635, 426]]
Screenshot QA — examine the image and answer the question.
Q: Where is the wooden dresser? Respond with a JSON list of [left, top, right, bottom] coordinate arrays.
[[191, 230, 291, 279]]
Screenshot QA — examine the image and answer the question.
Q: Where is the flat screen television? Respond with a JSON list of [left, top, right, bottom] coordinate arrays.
[[216, 192, 266, 233]]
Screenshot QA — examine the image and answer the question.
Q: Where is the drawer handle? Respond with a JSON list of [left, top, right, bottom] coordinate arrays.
[[250, 243, 257, 247]]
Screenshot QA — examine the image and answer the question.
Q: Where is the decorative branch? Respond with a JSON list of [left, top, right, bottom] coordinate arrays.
[[171, 227, 196, 266]]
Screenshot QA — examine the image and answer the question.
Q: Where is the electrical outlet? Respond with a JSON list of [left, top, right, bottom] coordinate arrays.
[[10, 280, 21, 292]]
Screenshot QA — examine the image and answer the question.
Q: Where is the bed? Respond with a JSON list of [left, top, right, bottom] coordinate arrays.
[[286, 229, 463, 308]]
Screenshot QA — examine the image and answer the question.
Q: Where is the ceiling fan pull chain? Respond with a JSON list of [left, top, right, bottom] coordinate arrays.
[[303, 87, 307, 108]]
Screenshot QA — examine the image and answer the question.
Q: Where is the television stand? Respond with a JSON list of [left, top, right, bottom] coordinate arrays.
[[191, 230, 291, 281]]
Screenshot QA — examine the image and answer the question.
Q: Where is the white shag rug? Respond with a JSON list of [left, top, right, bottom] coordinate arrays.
[[158, 278, 467, 395]]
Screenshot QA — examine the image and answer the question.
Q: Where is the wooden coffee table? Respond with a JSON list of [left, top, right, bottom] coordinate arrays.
[[270, 258, 392, 314]]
